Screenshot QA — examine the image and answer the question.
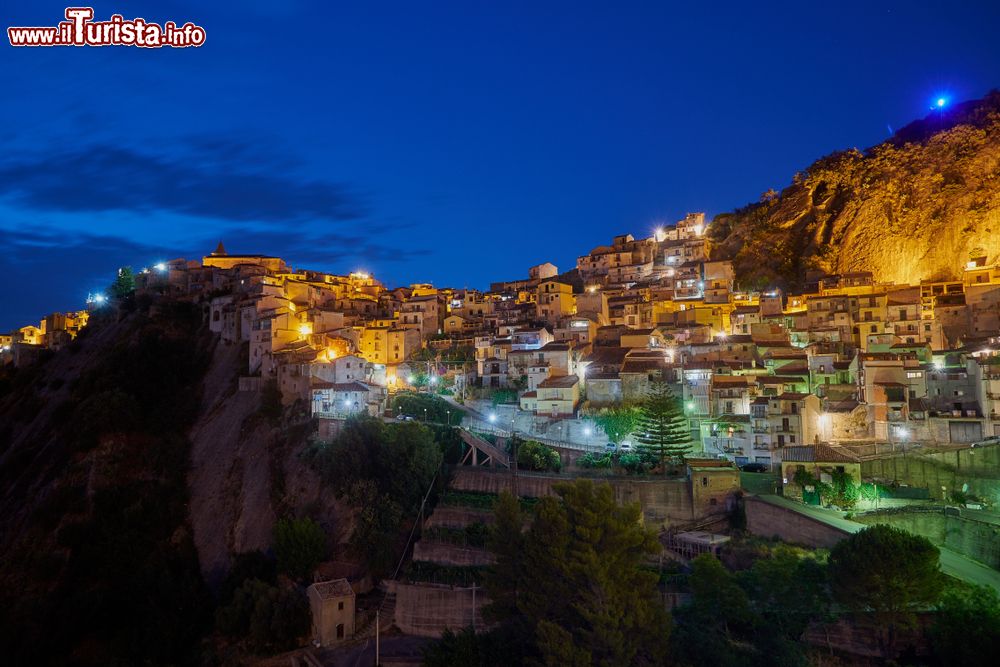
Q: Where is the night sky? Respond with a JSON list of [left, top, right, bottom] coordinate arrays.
[[3, 1, 1000, 330]]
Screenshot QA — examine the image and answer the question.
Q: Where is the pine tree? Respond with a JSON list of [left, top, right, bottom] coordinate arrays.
[[634, 380, 690, 471]]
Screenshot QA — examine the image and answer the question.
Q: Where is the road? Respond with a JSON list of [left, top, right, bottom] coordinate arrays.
[[755, 494, 1000, 593]]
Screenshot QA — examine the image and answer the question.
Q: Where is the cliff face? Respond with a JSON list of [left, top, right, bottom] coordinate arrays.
[[0, 300, 344, 664], [708, 91, 1000, 289]]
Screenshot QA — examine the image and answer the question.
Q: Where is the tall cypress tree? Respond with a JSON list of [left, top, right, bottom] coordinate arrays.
[[634, 380, 690, 471]]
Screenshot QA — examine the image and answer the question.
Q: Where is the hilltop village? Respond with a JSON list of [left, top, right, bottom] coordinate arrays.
[[4, 212, 1000, 474]]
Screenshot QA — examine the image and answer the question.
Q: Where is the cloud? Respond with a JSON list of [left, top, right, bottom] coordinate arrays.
[[0, 140, 364, 224]]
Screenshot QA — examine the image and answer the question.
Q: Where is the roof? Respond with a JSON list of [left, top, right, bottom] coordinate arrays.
[[309, 578, 354, 599], [775, 392, 810, 400], [538, 375, 580, 388], [782, 444, 861, 464], [312, 381, 371, 392]]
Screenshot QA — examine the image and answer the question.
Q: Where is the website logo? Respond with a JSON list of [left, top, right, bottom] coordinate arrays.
[[8, 7, 206, 48]]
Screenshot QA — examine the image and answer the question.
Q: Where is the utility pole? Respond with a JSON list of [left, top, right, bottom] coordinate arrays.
[[472, 582, 477, 632]]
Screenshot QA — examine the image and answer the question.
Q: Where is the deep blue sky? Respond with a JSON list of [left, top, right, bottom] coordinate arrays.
[[2, 1, 999, 330]]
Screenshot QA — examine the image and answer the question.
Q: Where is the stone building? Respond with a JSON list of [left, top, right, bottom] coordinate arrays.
[[307, 578, 355, 647]]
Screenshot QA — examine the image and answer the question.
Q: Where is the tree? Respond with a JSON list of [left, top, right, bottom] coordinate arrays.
[[273, 517, 327, 581], [828, 524, 943, 654], [486, 480, 670, 665], [670, 554, 755, 666], [929, 584, 1000, 666], [741, 546, 829, 641], [483, 492, 525, 623], [633, 381, 690, 471], [348, 480, 404, 579], [590, 406, 641, 444], [216, 579, 309, 652], [111, 265, 136, 298], [515, 439, 561, 472]]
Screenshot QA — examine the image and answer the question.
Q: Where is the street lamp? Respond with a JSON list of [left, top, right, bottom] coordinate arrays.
[[446, 409, 451, 426], [423, 408, 428, 422]]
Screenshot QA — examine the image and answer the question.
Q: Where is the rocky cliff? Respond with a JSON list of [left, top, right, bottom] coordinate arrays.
[[708, 91, 1000, 289]]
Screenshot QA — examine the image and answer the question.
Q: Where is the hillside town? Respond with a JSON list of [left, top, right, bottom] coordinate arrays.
[[6, 212, 1000, 478]]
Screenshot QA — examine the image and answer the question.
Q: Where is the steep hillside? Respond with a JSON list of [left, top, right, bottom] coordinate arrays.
[[708, 91, 1000, 289], [0, 297, 344, 665], [0, 299, 215, 665]]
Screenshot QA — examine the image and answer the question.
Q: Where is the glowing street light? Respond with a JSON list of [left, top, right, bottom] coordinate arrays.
[[154, 262, 167, 272], [936, 97, 947, 108], [429, 375, 439, 385], [685, 401, 695, 412], [407, 375, 416, 383], [488, 413, 497, 424]]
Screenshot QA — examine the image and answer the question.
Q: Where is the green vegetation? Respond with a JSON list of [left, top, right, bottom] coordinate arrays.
[[829, 524, 943, 654], [588, 405, 642, 443], [308, 416, 442, 578], [390, 390, 464, 424], [929, 584, 1000, 666], [634, 381, 690, 470], [273, 517, 327, 581], [514, 438, 561, 472], [404, 561, 487, 586], [0, 302, 214, 666], [215, 578, 310, 652], [439, 490, 537, 513], [482, 481, 671, 665], [111, 265, 136, 298], [424, 522, 491, 548]]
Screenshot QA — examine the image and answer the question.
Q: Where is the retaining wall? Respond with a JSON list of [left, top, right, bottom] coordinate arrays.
[[448, 468, 735, 528], [744, 497, 850, 549], [412, 540, 494, 567], [854, 509, 1000, 569], [393, 582, 487, 638]]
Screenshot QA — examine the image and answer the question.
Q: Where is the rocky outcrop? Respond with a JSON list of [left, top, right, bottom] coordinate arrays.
[[708, 91, 1000, 289]]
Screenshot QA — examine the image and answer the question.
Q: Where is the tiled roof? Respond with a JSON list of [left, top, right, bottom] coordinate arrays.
[[309, 578, 354, 599]]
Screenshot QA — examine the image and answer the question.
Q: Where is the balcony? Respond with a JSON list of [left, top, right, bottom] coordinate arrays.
[[752, 426, 769, 434], [752, 443, 771, 451]]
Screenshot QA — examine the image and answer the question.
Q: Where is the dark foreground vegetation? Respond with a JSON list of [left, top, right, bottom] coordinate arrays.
[[423, 480, 1000, 667]]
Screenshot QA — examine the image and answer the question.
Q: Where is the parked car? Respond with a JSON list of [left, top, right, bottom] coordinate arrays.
[[604, 442, 617, 452], [396, 414, 415, 421], [619, 442, 632, 452], [740, 462, 768, 473]]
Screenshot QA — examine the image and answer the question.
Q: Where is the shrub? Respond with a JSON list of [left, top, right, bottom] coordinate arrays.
[[273, 517, 327, 581], [516, 440, 561, 472]]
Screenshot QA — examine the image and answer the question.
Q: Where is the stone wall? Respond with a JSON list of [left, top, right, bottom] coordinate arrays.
[[424, 506, 494, 529], [744, 497, 849, 549], [447, 468, 737, 528], [393, 582, 487, 638], [412, 540, 494, 567], [861, 443, 1000, 500]]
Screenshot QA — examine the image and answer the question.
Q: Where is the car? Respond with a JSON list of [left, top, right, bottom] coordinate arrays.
[[740, 462, 769, 473], [619, 442, 632, 452], [396, 414, 415, 421], [604, 442, 617, 451]]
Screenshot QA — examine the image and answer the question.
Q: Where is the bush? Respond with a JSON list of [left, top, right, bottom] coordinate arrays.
[[516, 440, 561, 472], [273, 517, 327, 581], [216, 579, 309, 652], [577, 452, 613, 469]]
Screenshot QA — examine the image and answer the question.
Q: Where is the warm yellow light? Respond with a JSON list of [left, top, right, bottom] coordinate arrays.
[[966, 261, 977, 270], [326, 347, 337, 360], [693, 223, 704, 236], [298, 323, 312, 336], [387, 375, 397, 385], [288, 302, 296, 312]]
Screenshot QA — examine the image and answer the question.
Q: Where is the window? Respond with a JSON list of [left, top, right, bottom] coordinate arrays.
[[336, 623, 344, 639], [338, 601, 344, 611]]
